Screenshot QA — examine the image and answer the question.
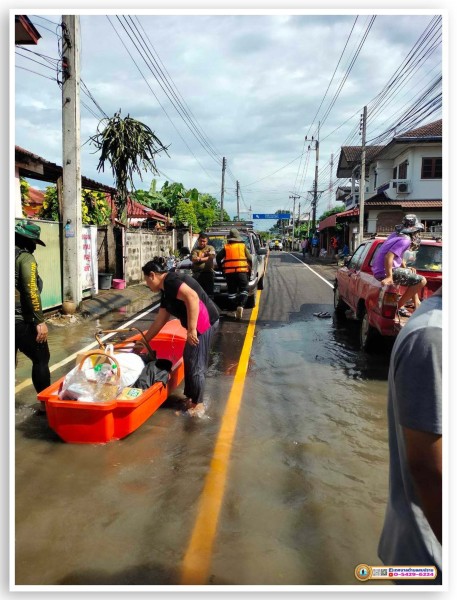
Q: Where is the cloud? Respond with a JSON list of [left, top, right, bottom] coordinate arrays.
[[14, 11, 442, 221]]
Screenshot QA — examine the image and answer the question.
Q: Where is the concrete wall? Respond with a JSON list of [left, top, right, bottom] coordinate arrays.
[[125, 230, 174, 284]]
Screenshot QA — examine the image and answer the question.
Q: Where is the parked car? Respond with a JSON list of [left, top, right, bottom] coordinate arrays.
[[333, 237, 442, 351], [176, 222, 267, 308]]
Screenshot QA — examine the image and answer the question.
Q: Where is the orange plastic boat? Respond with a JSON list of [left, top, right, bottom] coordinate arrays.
[[37, 319, 187, 444]]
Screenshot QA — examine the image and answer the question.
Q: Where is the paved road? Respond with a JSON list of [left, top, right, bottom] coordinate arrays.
[[14, 252, 392, 587]]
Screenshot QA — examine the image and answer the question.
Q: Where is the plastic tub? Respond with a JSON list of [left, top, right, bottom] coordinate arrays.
[[98, 273, 113, 290], [112, 279, 126, 290], [38, 320, 187, 443]]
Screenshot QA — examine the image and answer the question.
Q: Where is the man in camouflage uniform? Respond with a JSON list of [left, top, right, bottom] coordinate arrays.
[[15, 220, 50, 393]]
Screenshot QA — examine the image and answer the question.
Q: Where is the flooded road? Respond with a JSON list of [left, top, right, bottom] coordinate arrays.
[[14, 254, 393, 587]]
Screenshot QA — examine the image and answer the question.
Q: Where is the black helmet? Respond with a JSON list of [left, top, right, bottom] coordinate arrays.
[[399, 214, 424, 235]]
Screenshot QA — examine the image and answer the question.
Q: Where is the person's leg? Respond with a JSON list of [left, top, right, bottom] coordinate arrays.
[[183, 321, 218, 410], [393, 269, 427, 310], [237, 273, 249, 308], [234, 273, 249, 319], [15, 321, 50, 393], [225, 273, 238, 313], [198, 271, 214, 299]]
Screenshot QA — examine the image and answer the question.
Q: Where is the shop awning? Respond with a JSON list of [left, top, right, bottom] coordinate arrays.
[[336, 207, 360, 219], [317, 214, 337, 230]]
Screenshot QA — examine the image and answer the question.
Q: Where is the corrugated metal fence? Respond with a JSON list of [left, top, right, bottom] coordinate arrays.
[[20, 219, 63, 310]]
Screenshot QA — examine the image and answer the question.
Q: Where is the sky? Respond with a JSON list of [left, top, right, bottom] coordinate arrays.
[[13, 8, 444, 231]]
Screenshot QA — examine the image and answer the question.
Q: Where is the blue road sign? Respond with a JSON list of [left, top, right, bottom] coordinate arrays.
[[252, 213, 290, 219]]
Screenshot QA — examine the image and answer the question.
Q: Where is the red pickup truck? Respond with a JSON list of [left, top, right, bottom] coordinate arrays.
[[333, 237, 442, 351]]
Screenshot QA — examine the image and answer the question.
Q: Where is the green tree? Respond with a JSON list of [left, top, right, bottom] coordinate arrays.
[[160, 181, 186, 215], [132, 179, 169, 213], [90, 110, 169, 223], [174, 199, 198, 230], [39, 186, 59, 221], [317, 205, 346, 222], [38, 185, 111, 225]]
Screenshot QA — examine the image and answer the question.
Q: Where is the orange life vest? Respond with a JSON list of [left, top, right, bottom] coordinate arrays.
[[223, 242, 249, 273]]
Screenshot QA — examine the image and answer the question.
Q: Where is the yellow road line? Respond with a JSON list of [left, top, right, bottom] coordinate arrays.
[[180, 290, 261, 584]]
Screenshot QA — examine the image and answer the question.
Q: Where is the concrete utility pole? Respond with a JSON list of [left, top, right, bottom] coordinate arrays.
[[289, 194, 299, 250], [306, 122, 320, 232], [358, 106, 367, 246], [297, 202, 301, 233], [236, 180, 240, 220], [220, 157, 226, 220], [61, 15, 82, 305]]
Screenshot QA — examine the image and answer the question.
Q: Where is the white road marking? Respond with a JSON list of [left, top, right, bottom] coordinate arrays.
[[15, 302, 160, 393], [288, 253, 335, 288]]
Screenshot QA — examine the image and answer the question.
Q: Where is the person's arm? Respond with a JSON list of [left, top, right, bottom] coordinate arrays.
[[381, 251, 395, 285], [144, 307, 170, 343], [18, 254, 48, 342], [176, 282, 200, 346], [394, 323, 442, 542], [403, 428, 442, 542]]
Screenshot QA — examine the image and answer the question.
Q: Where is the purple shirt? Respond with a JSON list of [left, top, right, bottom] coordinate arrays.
[[372, 233, 411, 280]]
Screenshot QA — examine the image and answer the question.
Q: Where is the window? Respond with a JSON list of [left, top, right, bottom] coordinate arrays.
[[392, 166, 397, 181], [421, 157, 442, 179], [347, 243, 368, 270], [398, 160, 408, 180]]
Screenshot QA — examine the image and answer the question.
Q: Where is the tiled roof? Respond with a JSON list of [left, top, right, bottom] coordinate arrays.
[[126, 198, 167, 221], [107, 196, 168, 222], [336, 207, 360, 219], [341, 146, 384, 163], [22, 186, 45, 218], [397, 119, 442, 139], [364, 199, 442, 208]]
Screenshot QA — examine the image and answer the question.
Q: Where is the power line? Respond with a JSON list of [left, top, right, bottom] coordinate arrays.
[[106, 15, 220, 186]]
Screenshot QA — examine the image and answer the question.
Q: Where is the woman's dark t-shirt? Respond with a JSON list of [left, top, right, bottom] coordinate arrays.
[[160, 272, 219, 328]]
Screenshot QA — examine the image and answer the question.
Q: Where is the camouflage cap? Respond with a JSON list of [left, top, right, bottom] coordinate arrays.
[[15, 220, 46, 246]]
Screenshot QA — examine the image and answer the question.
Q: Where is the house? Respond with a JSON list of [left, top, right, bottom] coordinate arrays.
[[22, 186, 45, 218], [335, 119, 442, 248]]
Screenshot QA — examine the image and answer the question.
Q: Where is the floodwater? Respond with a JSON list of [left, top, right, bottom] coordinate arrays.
[[15, 258, 394, 586]]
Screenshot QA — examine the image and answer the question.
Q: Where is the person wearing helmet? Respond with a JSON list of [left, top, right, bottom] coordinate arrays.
[[15, 220, 51, 393], [372, 214, 427, 318]]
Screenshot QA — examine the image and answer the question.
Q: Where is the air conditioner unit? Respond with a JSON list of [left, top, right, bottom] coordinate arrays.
[[397, 182, 410, 193]]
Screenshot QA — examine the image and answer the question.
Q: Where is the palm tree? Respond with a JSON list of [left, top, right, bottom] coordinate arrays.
[[90, 110, 169, 223]]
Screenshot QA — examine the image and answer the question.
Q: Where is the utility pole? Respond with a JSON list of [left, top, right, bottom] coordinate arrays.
[[306, 122, 320, 232], [328, 153, 334, 211], [220, 157, 226, 221], [236, 180, 240, 220], [289, 194, 299, 250], [297, 202, 301, 236], [358, 106, 367, 246], [61, 15, 82, 306]]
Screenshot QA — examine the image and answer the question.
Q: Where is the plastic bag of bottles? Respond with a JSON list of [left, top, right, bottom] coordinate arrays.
[[58, 351, 121, 403]]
